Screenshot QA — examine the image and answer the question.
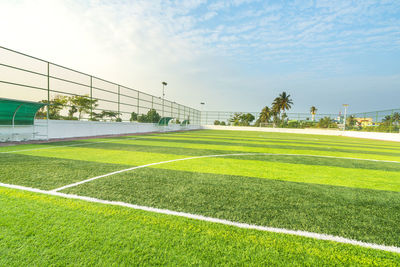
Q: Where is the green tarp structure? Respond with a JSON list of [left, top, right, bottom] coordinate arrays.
[[0, 98, 46, 126], [158, 117, 174, 126], [181, 120, 190, 126]]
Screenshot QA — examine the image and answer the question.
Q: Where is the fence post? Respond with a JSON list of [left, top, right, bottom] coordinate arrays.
[[137, 91, 139, 115], [90, 76, 93, 120], [117, 85, 120, 120], [162, 96, 164, 117], [390, 109, 394, 133], [47, 62, 50, 120]]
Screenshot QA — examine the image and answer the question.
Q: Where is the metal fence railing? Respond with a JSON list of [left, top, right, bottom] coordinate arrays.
[[349, 109, 400, 133], [0, 46, 200, 125], [201, 109, 400, 133], [201, 111, 338, 125]]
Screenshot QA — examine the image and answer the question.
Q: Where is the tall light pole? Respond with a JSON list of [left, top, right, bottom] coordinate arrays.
[[162, 82, 167, 117], [343, 104, 349, 131]]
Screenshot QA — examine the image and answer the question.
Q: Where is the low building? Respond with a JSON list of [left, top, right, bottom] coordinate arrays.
[[355, 117, 373, 127]]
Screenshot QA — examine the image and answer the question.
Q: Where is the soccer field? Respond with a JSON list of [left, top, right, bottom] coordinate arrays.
[[1, 130, 400, 265]]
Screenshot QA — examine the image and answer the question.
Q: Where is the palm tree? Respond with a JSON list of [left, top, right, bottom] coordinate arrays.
[[310, 106, 317, 122], [271, 98, 281, 117], [393, 112, 400, 126], [272, 91, 293, 119], [346, 115, 357, 127], [259, 106, 271, 124], [382, 115, 392, 125]]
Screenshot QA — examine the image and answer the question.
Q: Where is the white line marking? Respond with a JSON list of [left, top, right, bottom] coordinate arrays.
[[51, 152, 400, 192], [1, 182, 399, 254], [0, 136, 142, 154], [51, 154, 233, 192]]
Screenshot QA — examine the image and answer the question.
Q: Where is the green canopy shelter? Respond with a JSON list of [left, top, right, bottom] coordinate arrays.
[[180, 120, 190, 126], [0, 98, 46, 126], [158, 117, 174, 126], [0, 98, 47, 142]]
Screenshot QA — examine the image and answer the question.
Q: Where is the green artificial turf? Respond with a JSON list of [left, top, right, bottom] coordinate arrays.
[[63, 167, 400, 247], [152, 156, 400, 191], [1, 187, 399, 266], [1, 129, 400, 265], [0, 153, 128, 190]]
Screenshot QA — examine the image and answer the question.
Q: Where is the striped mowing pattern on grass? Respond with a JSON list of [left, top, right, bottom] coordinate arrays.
[[2, 186, 400, 266], [1, 182, 400, 255], [51, 152, 400, 193], [1, 130, 400, 264]]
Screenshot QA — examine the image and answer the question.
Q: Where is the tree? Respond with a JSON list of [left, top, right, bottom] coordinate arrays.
[[67, 104, 78, 120], [229, 113, 242, 126], [130, 112, 138, 122], [146, 109, 161, 123], [382, 115, 392, 123], [38, 95, 68, 119], [310, 106, 317, 122], [240, 113, 255, 126], [91, 110, 120, 121], [220, 121, 226, 126], [214, 120, 221, 125], [256, 106, 271, 126], [229, 113, 255, 126], [137, 114, 147, 122], [346, 115, 357, 127], [393, 112, 400, 126], [136, 109, 161, 123], [101, 110, 120, 121], [69, 95, 98, 120], [272, 91, 293, 120], [281, 113, 288, 122], [271, 98, 281, 117], [317, 117, 337, 128]]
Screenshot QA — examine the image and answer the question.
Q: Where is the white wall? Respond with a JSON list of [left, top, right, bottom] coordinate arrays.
[[202, 125, 400, 142], [2, 121, 399, 143], [0, 120, 200, 141], [0, 125, 40, 142]]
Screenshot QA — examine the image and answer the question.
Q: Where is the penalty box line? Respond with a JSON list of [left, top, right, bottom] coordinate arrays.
[[50, 152, 400, 192], [1, 182, 400, 254]]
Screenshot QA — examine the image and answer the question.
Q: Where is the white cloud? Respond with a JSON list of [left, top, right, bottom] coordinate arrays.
[[0, 0, 399, 112]]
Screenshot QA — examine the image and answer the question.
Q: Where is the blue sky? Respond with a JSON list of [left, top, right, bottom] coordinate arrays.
[[1, 0, 399, 114]]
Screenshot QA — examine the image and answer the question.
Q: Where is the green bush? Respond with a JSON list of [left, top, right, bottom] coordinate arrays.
[[317, 117, 338, 128], [130, 112, 138, 122], [137, 109, 161, 123]]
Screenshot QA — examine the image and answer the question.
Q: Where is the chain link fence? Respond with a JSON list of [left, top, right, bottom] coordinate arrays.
[[202, 109, 400, 133], [0, 46, 200, 125]]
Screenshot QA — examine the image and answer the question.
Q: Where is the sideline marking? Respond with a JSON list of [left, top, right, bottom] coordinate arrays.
[[51, 152, 400, 192], [1, 182, 400, 254]]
